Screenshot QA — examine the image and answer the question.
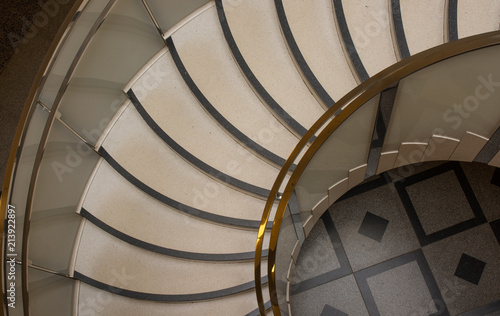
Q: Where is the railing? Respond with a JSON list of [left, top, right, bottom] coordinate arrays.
[[1, 2, 88, 314], [254, 31, 500, 315], [1, 1, 211, 315], [2, 1, 499, 315]]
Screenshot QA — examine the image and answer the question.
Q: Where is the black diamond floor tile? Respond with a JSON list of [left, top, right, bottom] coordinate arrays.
[[358, 212, 389, 242], [292, 162, 499, 315], [321, 304, 348, 316], [492, 168, 500, 187], [454, 253, 486, 285]]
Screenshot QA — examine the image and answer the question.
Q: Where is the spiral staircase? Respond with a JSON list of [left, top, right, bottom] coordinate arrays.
[[1, 0, 500, 315]]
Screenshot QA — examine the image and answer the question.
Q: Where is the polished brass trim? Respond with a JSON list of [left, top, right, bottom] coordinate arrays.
[[27, 263, 71, 279], [20, 0, 117, 311], [0, 1, 116, 314], [255, 31, 500, 315], [0, 1, 90, 314]]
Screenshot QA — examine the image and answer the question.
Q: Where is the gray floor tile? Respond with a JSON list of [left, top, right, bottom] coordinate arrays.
[[331, 184, 420, 272], [293, 220, 340, 284], [423, 224, 500, 315], [365, 260, 438, 315], [290, 274, 368, 316], [406, 170, 476, 235]]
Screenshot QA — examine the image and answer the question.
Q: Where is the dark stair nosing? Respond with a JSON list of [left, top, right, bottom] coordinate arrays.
[[475, 125, 500, 164], [332, 0, 370, 82], [215, 0, 310, 138], [447, 0, 458, 41], [97, 146, 273, 229], [126, 89, 271, 199], [288, 190, 305, 245], [165, 36, 296, 171], [80, 207, 268, 262], [74, 271, 268, 302], [366, 87, 398, 178], [274, 0, 335, 109], [390, 0, 411, 59]]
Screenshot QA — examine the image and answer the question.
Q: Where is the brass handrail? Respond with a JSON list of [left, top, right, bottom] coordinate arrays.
[[254, 31, 500, 315], [0, 1, 88, 314], [20, 0, 117, 313], [0, 0, 123, 314]]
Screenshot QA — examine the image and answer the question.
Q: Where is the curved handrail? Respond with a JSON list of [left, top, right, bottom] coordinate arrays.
[[20, 1, 117, 312], [254, 31, 500, 315], [3, 1, 233, 315], [0, 0, 121, 314], [0, 1, 88, 314]]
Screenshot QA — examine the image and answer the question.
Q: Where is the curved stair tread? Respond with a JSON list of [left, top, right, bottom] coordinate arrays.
[[80, 208, 267, 261], [98, 147, 270, 229], [126, 51, 288, 190], [165, 36, 297, 169], [169, 4, 302, 157], [342, 0, 398, 76], [457, 0, 500, 39], [77, 281, 270, 315], [274, 0, 335, 109], [126, 90, 272, 198], [99, 103, 276, 222], [126, 89, 292, 193], [216, 0, 326, 129], [75, 271, 267, 302], [332, 0, 369, 81], [74, 221, 268, 295], [280, 0, 358, 102], [399, 0, 445, 55], [81, 161, 270, 257]]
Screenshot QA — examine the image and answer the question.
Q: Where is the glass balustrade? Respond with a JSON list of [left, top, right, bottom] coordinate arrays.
[[262, 38, 500, 315]]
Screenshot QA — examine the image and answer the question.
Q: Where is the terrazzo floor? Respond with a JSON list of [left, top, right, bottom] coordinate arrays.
[[291, 161, 500, 316]]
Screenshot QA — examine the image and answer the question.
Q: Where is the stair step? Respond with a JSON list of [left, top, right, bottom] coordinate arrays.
[[57, 0, 164, 142], [80, 160, 270, 258], [126, 50, 287, 190], [400, 0, 445, 55], [99, 103, 275, 222], [74, 221, 266, 296], [280, 0, 357, 103], [342, 0, 398, 76], [218, 0, 326, 129], [458, 0, 500, 39], [77, 281, 270, 315], [170, 3, 302, 158]]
